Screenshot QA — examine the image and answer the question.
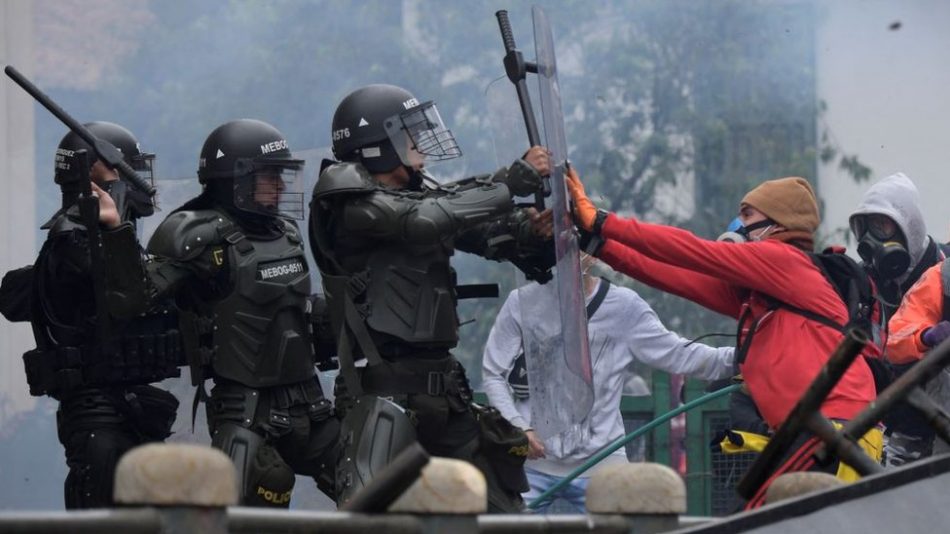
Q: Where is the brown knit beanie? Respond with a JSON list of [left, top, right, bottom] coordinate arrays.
[[740, 177, 819, 233]]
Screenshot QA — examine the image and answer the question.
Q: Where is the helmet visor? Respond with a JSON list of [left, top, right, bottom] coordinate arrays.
[[130, 152, 156, 185], [384, 101, 461, 168], [130, 152, 157, 208], [233, 164, 305, 220]]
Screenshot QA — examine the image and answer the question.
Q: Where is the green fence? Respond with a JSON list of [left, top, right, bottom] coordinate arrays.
[[476, 370, 756, 516]]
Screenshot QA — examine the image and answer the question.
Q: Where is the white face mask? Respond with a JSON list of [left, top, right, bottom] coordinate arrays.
[[717, 219, 774, 243]]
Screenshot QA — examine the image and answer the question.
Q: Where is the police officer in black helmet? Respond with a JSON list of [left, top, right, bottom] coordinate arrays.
[[106, 119, 340, 507], [0, 122, 181, 509], [309, 84, 555, 512]]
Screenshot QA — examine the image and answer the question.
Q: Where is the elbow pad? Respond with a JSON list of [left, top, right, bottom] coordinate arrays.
[[404, 185, 513, 243]]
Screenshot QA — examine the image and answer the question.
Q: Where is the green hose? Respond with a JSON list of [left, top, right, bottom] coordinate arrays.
[[527, 383, 742, 509]]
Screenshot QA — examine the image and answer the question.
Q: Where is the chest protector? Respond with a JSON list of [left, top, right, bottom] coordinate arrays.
[[315, 208, 460, 351], [24, 215, 182, 397], [200, 214, 315, 387]]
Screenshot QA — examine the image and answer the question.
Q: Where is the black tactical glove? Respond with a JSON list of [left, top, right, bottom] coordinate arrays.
[[491, 159, 543, 197]]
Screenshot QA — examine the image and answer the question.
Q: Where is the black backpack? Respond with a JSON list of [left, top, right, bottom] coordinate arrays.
[[780, 247, 875, 335]]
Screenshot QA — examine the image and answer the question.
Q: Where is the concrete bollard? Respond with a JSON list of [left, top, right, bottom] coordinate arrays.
[[586, 462, 686, 534], [114, 443, 238, 534], [388, 457, 485, 534], [764, 471, 844, 505]]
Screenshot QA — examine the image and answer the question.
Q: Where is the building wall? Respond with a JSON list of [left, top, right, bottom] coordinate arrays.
[[0, 0, 37, 426], [816, 0, 950, 242]]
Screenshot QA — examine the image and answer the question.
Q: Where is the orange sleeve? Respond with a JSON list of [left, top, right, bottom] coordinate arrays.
[[886, 264, 944, 363]]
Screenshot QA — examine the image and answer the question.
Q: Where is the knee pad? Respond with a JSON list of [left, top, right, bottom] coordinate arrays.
[[337, 396, 417, 505], [245, 445, 295, 507], [212, 423, 295, 507]]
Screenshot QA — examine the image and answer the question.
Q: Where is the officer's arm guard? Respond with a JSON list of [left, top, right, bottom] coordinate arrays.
[[342, 185, 515, 246], [101, 222, 151, 319], [456, 208, 555, 283]]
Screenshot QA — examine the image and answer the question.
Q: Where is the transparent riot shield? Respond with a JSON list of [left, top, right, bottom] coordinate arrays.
[[484, 7, 594, 454], [527, 5, 594, 451]]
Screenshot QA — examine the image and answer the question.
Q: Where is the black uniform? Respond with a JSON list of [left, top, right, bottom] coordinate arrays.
[[114, 119, 339, 507], [0, 122, 180, 509], [310, 84, 554, 512]]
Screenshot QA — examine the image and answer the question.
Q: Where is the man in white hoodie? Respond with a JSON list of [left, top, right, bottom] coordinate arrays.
[[849, 172, 945, 466], [481, 254, 734, 513]]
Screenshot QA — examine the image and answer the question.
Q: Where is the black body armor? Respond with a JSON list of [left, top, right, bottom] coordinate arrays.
[[24, 210, 181, 398], [310, 161, 553, 353], [147, 208, 315, 388]]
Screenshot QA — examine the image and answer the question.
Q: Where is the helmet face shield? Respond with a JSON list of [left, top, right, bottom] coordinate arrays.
[[232, 161, 305, 220], [384, 101, 461, 168], [130, 152, 156, 187]]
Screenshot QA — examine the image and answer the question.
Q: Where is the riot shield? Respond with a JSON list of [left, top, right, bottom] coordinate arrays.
[[483, 7, 592, 454], [527, 5, 594, 449]]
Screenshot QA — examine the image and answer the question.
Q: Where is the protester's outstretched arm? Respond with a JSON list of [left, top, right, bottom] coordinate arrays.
[[567, 168, 831, 312], [598, 238, 743, 317]]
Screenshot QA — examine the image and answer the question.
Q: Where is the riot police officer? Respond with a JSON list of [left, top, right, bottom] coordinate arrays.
[[309, 84, 555, 512], [0, 122, 181, 509], [111, 119, 339, 507]]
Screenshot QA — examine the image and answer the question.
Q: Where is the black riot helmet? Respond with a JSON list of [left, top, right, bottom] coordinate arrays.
[[330, 84, 461, 175], [198, 119, 305, 220], [55, 121, 155, 186], [54, 121, 156, 219]]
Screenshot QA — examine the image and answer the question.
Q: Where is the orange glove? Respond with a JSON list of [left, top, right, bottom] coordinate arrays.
[[565, 167, 599, 231]]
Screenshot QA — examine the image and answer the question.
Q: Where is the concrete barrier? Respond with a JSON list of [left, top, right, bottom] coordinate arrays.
[[586, 462, 686, 533], [764, 472, 843, 505], [114, 443, 238, 534]]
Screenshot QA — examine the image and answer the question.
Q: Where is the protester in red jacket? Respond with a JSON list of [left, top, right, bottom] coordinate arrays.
[[566, 170, 881, 507]]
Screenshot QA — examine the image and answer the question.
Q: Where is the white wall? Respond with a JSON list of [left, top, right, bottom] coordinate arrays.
[[0, 0, 37, 425], [816, 0, 950, 241]]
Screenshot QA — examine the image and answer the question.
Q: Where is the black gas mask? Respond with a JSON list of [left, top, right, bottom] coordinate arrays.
[[852, 214, 910, 280]]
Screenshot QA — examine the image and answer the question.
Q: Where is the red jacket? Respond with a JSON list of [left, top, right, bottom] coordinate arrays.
[[598, 214, 876, 430]]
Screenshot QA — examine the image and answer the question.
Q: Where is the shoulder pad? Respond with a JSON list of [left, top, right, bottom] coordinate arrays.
[[312, 162, 376, 200], [148, 209, 228, 261], [281, 218, 303, 244], [44, 207, 85, 235]]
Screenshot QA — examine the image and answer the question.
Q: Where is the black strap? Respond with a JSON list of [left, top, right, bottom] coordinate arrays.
[[901, 238, 939, 294], [333, 278, 386, 397], [217, 218, 254, 255], [586, 277, 611, 320], [735, 297, 846, 367], [456, 283, 500, 300], [735, 306, 760, 366]]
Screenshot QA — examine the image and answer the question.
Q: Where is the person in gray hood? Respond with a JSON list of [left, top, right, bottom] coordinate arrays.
[[850, 172, 944, 318], [849, 171, 945, 467]]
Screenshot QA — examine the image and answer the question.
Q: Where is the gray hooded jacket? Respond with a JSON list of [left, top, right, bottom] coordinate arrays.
[[850, 172, 932, 283]]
